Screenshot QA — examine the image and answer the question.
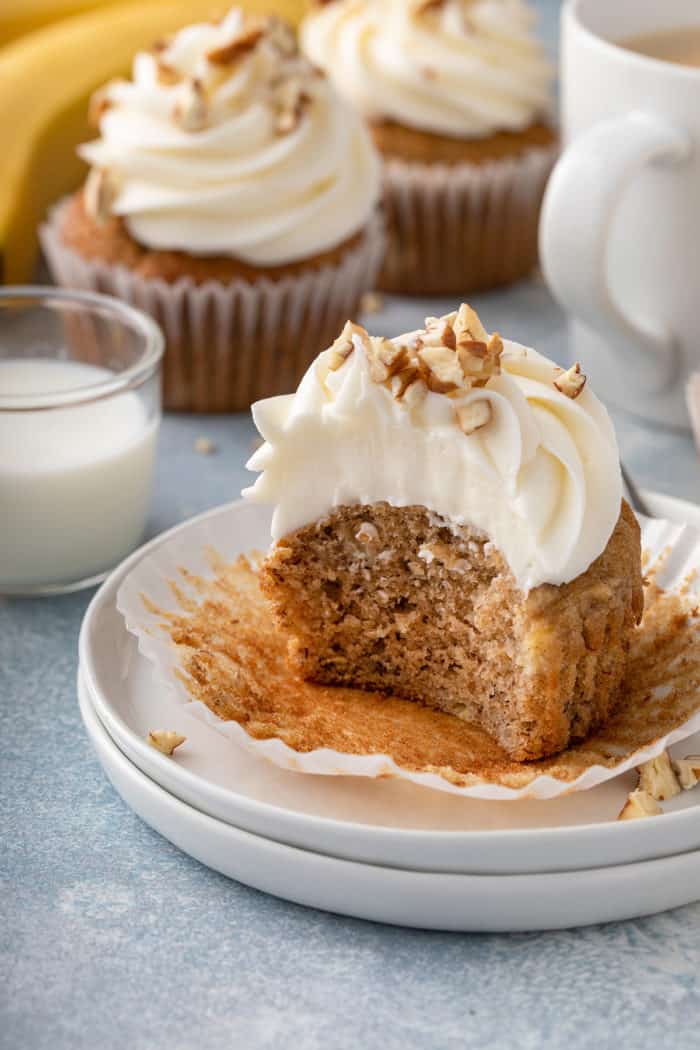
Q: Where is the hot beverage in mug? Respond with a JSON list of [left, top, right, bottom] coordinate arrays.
[[540, 0, 700, 428], [620, 27, 700, 69]]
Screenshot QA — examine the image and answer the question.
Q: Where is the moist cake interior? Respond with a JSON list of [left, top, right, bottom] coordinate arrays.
[[260, 500, 643, 761]]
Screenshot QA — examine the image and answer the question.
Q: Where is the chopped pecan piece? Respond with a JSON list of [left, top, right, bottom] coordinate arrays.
[[147, 730, 186, 756], [453, 302, 489, 345], [156, 61, 182, 86], [412, 0, 444, 13], [617, 789, 663, 820], [554, 362, 587, 399], [458, 334, 502, 384], [637, 751, 681, 801], [326, 321, 368, 371], [419, 317, 456, 350], [367, 338, 410, 383], [401, 375, 428, 407], [274, 76, 311, 134], [417, 346, 463, 393], [391, 365, 427, 406], [84, 168, 118, 224], [173, 78, 208, 131], [456, 400, 492, 435], [88, 83, 119, 128], [206, 22, 264, 65], [265, 16, 298, 57], [359, 291, 383, 315], [194, 436, 217, 455], [672, 755, 700, 790]]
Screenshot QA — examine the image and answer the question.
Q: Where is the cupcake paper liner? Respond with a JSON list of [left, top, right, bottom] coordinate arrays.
[[116, 500, 700, 801], [378, 144, 558, 296], [40, 202, 385, 413]]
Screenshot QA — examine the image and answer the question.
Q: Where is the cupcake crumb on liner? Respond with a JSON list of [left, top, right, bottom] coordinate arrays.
[[379, 144, 558, 296], [116, 501, 700, 801], [41, 201, 385, 413]]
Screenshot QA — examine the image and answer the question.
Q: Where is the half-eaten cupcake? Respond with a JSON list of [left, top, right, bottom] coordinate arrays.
[[244, 306, 643, 762]]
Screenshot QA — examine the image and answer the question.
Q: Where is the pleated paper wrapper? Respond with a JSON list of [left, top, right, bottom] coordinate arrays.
[[116, 501, 700, 800], [378, 144, 558, 295], [40, 202, 385, 413]]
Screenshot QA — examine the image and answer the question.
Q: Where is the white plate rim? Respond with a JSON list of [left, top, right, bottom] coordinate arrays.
[[79, 673, 700, 931], [77, 489, 700, 873]]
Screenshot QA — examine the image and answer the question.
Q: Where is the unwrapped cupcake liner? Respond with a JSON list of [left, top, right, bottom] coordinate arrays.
[[378, 144, 558, 295], [116, 501, 700, 801], [40, 202, 385, 412]]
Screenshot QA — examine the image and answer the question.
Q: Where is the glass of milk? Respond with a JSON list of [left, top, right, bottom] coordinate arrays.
[[0, 286, 164, 594]]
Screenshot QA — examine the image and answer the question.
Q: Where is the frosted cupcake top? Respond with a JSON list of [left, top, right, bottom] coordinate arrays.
[[79, 8, 381, 265], [300, 0, 552, 139], [244, 305, 622, 593]]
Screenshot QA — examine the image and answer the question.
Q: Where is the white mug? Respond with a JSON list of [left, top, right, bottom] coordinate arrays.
[[539, 0, 700, 429]]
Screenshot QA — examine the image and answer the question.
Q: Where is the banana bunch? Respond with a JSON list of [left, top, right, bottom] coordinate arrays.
[[0, 1, 120, 48], [0, 0, 305, 283]]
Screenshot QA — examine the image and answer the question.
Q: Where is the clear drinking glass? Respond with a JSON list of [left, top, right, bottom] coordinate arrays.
[[0, 286, 164, 595]]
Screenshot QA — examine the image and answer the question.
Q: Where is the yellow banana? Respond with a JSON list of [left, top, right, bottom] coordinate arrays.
[[0, 0, 305, 283], [0, 1, 121, 48]]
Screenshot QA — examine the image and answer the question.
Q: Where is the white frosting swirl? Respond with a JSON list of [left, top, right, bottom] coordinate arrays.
[[300, 0, 553, 139], [79, 8, 381, 265], [244, 315, 622, 593]]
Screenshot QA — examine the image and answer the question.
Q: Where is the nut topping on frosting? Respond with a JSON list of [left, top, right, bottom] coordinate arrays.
[[205, 20, 264, 64], [156, 61, 183, 86], [88, 82, 118, 128], [301, 0, 553, 138], [420, 317, 457, 351], [327, 321, 366, 371], [274, 75, 311, 135], [554, 362, 587, 399], [80, 8, 380, 260], [456, 400, 492, 436], [412, 0, 445, 15], [397, 371, 428, 407], [325, 304, 505, 416], [367, 338, 410, 383], [245, 302, 622, 594], [84, 167, 118, 224], [418, 346, 464, 393], [265, 15, 298, 57], [173, 78, 208, 131]]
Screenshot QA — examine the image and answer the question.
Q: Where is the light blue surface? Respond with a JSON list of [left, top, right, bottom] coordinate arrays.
[[3, 3, 700, 1048]]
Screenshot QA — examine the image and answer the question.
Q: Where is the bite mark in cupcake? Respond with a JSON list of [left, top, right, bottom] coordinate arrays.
[[245, 304, 642, 761]]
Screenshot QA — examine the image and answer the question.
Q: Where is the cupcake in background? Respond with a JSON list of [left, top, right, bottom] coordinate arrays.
[[301, 0, 556, 296], [42, 7, 383, 412]]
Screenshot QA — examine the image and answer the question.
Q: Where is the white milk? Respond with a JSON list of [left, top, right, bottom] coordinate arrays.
[[0, 359, 158, 588]]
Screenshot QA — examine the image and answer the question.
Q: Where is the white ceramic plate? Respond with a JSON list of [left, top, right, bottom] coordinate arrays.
[[79, 675, 700, 931], [114, 499, 700, 801], [78, 489, 700, 875]]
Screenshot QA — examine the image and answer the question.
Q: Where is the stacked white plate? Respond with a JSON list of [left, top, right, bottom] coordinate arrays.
[[78, 489, 700, 932]]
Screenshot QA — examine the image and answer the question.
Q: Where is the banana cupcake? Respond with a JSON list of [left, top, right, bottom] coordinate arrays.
[[246, 305, 643, 761], [42, 7, 383, 411], [301, 0, 556, 295]]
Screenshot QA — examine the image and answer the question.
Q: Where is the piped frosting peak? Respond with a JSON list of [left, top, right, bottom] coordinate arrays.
[[244, 306, 622, 593], [301, 0, 553, 139], [80, 7, 380, 265]]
